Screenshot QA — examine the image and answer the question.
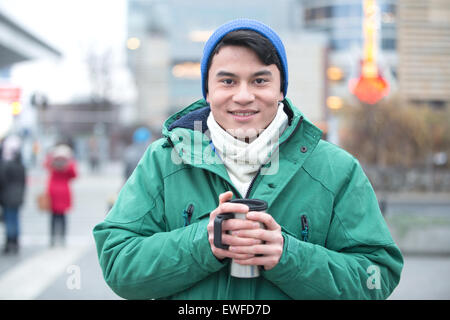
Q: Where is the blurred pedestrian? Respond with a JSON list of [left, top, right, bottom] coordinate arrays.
[[0, 135, 26, 255], [0, 137, 3, 222], [88, 136, 100, 173], [31, 139, 41, 168], [123, 127, 151, 181], [45, 144, 77, 247]]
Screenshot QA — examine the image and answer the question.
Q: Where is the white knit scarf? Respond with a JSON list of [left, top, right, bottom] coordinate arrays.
[[207, 102, 288, 197]]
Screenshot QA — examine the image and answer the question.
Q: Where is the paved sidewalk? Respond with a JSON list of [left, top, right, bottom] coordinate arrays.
[[0, 161, 124, 299], [1, 161, 449, 299], [389, 255, 450, 300]]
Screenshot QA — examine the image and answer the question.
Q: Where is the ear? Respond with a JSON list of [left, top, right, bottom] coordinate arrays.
[[278, 90, 284, 102]]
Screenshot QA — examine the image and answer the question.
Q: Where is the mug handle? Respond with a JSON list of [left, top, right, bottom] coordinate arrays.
[[214, 213, 234, 249]]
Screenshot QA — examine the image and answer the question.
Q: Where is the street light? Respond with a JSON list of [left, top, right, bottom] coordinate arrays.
[[327, 96, 343, 110], [11, 101, 22, 116], [127, 37, 141, 50], [327, 66, 344, 82], [172, 62, 201, 79], [189, 30, 214, 43]]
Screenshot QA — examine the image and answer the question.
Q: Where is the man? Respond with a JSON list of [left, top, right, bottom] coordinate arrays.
[[0, 135, 26, 254], [93, 19, 403, 299]]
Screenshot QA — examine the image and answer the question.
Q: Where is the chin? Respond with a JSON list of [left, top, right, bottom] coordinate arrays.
[[228, 124, 262, 139]]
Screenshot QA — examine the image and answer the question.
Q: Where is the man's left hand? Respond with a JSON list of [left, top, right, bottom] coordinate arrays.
[[228, 211, 284, 271]]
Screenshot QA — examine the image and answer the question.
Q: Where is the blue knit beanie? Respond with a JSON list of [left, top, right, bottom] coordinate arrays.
[[200, 19, 288, 100]]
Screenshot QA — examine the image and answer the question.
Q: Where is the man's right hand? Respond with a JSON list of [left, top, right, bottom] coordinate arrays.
[[207, 191, 263, 260]]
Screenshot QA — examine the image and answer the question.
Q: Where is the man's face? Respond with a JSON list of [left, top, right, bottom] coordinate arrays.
[[206, 45, 284, 140]]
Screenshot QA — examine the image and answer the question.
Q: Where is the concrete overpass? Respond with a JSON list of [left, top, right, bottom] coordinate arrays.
[[0, 10, 61, 69]]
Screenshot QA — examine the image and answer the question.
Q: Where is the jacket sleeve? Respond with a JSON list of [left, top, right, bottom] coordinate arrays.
[[93, 145, 225, 300], [263, 160, 403, 299], [67, 161, 77, 179]]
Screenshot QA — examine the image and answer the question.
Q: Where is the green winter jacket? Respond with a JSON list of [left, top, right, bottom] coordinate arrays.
[[93, 98, 403, 300]]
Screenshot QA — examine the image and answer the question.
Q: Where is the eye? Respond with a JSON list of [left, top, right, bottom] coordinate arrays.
[[221, 79, 234, 85], [254, 78, 267, 85]]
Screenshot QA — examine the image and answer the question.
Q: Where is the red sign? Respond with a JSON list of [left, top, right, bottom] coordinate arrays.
[[0, 87, 21, 103]]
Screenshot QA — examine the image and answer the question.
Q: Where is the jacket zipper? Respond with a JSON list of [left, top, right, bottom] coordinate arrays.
[[244, 168, 261, 199], [301, 214, 309, 242], [243, 115, 304, 199], [183, 204, 194, 226]]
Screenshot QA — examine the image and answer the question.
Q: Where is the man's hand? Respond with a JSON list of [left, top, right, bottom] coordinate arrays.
[[207, 191, 262, 260], [228, 210, 284, 271]]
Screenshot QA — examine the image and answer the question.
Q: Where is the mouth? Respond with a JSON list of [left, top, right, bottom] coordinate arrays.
[[230, 112, 257, 116], [228, 110, 259, 122], [228, 110, 259, 116]]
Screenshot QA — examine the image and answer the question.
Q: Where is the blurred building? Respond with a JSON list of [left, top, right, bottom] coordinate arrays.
[[0, 10, 61, 140], [300, 0, 397, 104], [298, 0, 397, 144], [36, 100, 121, 161], [126, 0, 328, 135], [0, 5, 133, 164], [126, 0, 169, 132], [397, 0, 450, 108], [302, 0, 396, 51]]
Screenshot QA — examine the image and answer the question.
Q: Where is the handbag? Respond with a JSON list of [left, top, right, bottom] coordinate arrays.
[[37, 192, 51, 211]]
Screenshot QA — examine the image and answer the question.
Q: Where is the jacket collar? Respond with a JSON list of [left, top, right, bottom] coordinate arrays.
[[162, 98, 322, 155], [163, 98, 297, 135]]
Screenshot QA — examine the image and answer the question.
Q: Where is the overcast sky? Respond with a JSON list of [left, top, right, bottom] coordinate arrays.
[[0, 0, 132, 104], [0, 0, 127, 54]]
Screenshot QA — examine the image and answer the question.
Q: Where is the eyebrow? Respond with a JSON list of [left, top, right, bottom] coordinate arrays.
[[215, 70, 273, 78], [216, 71, 236, 78], [253, 70, 273, 77]]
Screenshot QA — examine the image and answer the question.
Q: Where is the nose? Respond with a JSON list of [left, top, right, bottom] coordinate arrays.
[[232, 83, 255, 105]]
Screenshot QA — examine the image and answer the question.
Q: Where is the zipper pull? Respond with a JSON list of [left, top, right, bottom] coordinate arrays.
[[301, 215, 309, 242], [183, 204, 194, 226]]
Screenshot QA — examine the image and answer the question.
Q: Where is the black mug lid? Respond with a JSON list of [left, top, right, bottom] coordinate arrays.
[[227, 199, 268, 211]]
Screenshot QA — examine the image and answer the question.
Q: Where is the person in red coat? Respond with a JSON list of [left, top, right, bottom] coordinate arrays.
[[45, 144, 77, 247]]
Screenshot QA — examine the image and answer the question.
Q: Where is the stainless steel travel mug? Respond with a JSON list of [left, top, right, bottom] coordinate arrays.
[[214, 198, 268, 278]]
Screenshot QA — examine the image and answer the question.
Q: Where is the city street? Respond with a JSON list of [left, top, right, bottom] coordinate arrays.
[[0, 161, 449, 300], [0, 161, 123, 300]]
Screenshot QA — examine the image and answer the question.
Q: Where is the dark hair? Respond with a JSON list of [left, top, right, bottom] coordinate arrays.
[[205, 29, 283, 94]]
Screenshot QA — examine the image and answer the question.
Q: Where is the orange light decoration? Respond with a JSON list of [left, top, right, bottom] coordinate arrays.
[[349, 0, 389, 105]]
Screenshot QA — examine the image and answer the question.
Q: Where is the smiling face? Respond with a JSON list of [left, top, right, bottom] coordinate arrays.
[[206, 45, 284, 140]]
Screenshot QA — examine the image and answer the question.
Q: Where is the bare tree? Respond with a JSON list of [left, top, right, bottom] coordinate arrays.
[[339, 95, 450, 169], [85, 46, 114, 104]]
